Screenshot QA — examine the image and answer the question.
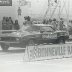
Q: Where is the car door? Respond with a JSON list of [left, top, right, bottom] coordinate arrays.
[[40, 26, 57, 43]]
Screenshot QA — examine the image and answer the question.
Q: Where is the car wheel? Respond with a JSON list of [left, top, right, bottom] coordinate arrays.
[[1, 43, 9, 52], [27, 39, 35, 46], [26, 39, 36, 50], [59, 38, 65, 44]]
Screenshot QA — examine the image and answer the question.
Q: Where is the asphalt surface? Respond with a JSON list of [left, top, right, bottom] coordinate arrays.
[[0, 42, 72, 72]]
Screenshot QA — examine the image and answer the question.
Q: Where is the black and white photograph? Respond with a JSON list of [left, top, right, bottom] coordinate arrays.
[[0, 0, 72, 72]]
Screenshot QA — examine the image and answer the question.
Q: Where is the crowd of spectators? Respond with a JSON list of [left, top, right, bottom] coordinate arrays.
[[23, 16, 66, 31], [43, 18, 65, 31], [2, 17, 20, 30]]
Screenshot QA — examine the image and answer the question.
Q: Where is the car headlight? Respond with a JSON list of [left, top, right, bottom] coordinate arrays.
[[16, 32, 20, 35], [12, 31, 21, 37], [16, 32, 22, 37]]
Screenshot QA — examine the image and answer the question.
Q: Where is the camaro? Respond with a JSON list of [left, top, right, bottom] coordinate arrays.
[[0, 24, 69, 51]]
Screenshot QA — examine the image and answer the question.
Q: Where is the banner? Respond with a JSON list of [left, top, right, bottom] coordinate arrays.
[[18, 0, 31, 6], [0, 0, 12, 6], [24, 44, 72, 61]]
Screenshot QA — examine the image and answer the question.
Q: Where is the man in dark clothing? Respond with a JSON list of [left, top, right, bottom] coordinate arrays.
[[24, 16, 32, 25], [14, 20, 20, 30], [6, 17, 10, 30], [2, 17, 7, 30], [8, 17, 14, 30], [59, 18, 64, 30]]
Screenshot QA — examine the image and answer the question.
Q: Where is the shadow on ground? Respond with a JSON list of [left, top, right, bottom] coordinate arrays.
[[0, 49, 25, 54], [7, 49, 25, 54]]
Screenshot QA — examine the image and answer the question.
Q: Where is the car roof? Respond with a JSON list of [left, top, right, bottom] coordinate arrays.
[[33, 24, 53, 27], [33, 24, 55, 31]]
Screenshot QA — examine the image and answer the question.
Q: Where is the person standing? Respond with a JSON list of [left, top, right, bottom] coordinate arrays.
[[2, 17, 6, 30], [14, 20, 20, 30], [59, 18, 64, 30], [8, 17, 13, 30]]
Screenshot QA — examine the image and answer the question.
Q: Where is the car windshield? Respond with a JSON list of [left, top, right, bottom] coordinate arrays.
[[25, 25, 54, 32], [25, 25, 40, 32], [40, 26, 54, 32]]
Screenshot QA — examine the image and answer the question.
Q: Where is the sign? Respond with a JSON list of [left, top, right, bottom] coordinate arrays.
[[18, 0, 31, 6], [0, 0, 12, 6], [42, 33, 57, 39], [24, 44, 72, 61]]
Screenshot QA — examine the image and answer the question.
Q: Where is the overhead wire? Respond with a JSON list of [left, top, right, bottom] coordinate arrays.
[[50, 0, 60, 19]]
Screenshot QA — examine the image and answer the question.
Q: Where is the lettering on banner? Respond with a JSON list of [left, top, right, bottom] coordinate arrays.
[[27, 45, 72, 61]]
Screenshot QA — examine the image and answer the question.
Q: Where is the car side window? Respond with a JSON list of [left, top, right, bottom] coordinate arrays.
[[40, 26, 54, 32], [25, 26, 40, 32]]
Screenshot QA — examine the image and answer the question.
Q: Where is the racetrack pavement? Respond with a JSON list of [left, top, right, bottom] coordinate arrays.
[[0, 42, 72, 72], [0, 41, 71, 62]]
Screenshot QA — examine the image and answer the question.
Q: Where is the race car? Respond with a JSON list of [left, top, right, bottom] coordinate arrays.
[[0, 24, 69, 51], [22, 24, 69, 45]]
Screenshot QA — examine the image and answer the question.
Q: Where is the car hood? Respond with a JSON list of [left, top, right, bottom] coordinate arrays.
[[11, 26, 41, 37]]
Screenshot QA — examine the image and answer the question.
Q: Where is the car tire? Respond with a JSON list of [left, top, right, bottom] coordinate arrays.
[[1, 43, 9, 52], [27, 39, 35, 46], [26, 39, 36, 50], [59, 38, 65, 44]]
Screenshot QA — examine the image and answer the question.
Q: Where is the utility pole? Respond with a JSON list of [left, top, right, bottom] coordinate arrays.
[[44, 0, 51, 19], [58, 0, 61, 19], [67, 0, 70, 30], [44, 0, 60, 20]]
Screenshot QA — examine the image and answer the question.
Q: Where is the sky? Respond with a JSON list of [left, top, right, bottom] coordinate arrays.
[[0, 0, 72, 20]]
